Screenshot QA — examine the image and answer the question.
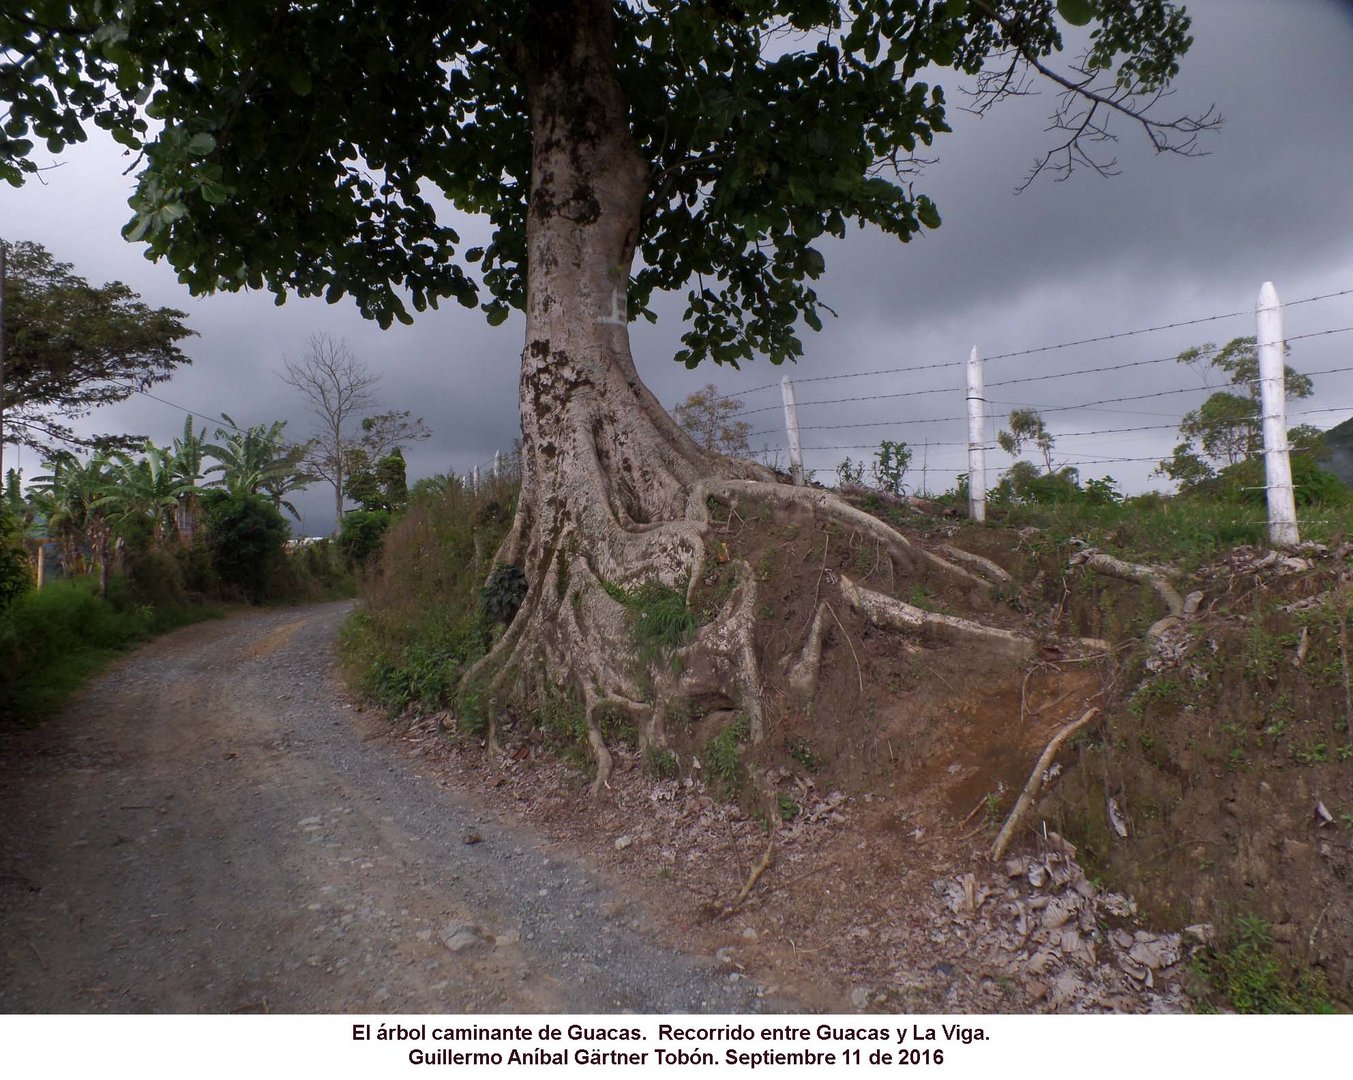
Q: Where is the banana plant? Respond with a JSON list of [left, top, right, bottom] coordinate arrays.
[[106, 442, 195, 545], [169, 416, 211, 541], [29, 449, 116, 591]]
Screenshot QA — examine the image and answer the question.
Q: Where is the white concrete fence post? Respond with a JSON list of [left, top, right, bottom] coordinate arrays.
[[472, 465, 480, 494], [966, 346, 987, 523], [781, 375, 804, 486], [1257, 282, 1299, 547]]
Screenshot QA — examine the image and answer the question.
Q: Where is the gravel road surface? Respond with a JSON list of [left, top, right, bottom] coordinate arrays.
[[0, 602, 776, 1014]]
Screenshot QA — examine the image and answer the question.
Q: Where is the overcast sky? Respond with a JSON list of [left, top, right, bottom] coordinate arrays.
[[4, 0, 1353, 535]]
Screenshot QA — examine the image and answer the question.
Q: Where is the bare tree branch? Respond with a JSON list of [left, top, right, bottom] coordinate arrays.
[[963, 1, 1221, 193]]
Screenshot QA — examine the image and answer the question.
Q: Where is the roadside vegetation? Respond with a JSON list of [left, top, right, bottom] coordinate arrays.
[[339, 461, 520, 718], [339, 377, 1351, 1014], [0, 463, 349, 720], [0, 239, 446, 723]]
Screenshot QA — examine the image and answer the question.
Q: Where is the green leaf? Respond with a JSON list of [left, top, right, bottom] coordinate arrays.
[[124, 214, 153, 242], [187, 132, 217, 156], [1057, 0, 1096, 27], [287, 68, 313, 97], [200, 182, 230, 205]]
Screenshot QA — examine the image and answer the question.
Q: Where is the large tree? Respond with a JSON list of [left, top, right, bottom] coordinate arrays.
[[1158, 336, 1314, 488], [1, 1, 1209, 786], [0, 238, 195, 468]]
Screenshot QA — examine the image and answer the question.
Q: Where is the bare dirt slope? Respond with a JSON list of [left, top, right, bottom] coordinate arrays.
[[0, 602, 776, 1013]]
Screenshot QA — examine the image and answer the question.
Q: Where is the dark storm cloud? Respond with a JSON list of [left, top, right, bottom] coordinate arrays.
[[4, 0, 1352, 528]]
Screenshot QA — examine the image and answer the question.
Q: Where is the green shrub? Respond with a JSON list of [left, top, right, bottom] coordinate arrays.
[[0, 576, 210, 720], [0, 509, 32, 613], [201, 491, 289, 602], [480, 564, 527, 626], [123, 545, 189, 611], [339, 508, 392, 566], [705, 713, 750, 794]]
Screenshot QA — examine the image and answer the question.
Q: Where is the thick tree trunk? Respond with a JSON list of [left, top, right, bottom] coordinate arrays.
[[465, 0, 745, 780], [468, 0, 1040, 796], [512, 0, 713, 556]]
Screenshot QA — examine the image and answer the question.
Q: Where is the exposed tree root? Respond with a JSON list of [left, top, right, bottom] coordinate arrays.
[[693, 479, 991, 590], [1070, 549, 1183, 638], [468, 462, 1056, 796], [785, 602, 831, 701], [838, 573, 1034, 661], [938, 543, 1013, 586], [991, 707, 1100, 862]]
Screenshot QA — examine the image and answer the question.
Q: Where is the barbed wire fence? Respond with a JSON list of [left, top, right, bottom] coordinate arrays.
[[108, 283, 1353, 546], [719, 283, 1353, 547]]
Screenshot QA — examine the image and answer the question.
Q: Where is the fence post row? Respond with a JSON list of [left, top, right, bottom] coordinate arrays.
[[1257, 282, 1299, 547], [781, 375, 804, 486], [966, 346, 986, 523]]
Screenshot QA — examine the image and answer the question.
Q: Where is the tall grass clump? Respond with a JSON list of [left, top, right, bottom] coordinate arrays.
[[604, 578, 697, 666], [339, 463, 521, 716]]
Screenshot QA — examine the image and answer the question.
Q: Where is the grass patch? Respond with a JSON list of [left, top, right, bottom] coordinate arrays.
[[1193, 915, 1337, 1014], [0, 576, 217, 721], [608, 579, 697, 667], [989, 496, 1353, 568]]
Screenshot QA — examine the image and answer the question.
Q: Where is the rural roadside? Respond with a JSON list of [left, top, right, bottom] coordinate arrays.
[[1, 598, 1198, 1014]]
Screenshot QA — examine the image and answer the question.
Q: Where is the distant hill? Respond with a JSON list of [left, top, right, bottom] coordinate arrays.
[[1322, 417, 1353, 486]]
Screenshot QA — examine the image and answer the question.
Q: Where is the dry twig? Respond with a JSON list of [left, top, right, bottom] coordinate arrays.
[[727, 837, 776, 911]]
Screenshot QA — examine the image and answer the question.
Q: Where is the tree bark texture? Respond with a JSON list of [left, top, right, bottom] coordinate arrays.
[[469, 0, 1046, 796]]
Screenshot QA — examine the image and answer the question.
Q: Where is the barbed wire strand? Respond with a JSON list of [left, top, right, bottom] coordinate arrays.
[[734, 286, 1353, 395]]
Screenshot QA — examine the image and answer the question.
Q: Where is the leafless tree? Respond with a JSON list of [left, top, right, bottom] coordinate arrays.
[[279, 334, 425, 529]]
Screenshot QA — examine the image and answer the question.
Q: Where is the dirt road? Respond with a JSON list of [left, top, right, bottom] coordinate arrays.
[[0, 602, 772, 1013]]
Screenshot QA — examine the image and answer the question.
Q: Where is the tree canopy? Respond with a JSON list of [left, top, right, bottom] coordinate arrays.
[[1158, 336, 1315, 489], [0, 238, 195, 457], [673, 383, 752, 457], [1, 2, 1214, 789], [2, 2, 1207, 366]]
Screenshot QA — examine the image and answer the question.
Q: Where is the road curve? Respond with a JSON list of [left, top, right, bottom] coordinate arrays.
[[0, 601, 772, 1014]]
